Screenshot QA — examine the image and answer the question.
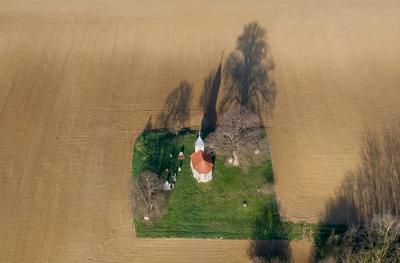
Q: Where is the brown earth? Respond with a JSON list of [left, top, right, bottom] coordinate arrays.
[[0, 0, 399, 262]]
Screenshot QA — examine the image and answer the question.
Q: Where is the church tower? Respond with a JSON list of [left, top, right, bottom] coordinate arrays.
[[195, 130, 205, 152]]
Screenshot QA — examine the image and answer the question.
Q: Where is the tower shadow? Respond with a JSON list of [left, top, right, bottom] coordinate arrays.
[[200, 56, 223, 136]]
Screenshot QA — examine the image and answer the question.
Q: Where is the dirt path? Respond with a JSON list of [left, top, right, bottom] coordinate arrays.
[[0, 0, 399, 262]]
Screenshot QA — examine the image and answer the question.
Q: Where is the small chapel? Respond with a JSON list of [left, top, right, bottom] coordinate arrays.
[[190, 132, 213, 183]]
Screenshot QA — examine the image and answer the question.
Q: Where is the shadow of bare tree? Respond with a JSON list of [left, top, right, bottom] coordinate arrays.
[[156, 81, 193, 132], [248, 201, 293, 262], [220, 21, 276, 116], [200, 57, 223, 134], [248, 240, 292, 263], [323, 123, 400, 225], [313, 123, 400, 260], [323, 173, 363, 225]]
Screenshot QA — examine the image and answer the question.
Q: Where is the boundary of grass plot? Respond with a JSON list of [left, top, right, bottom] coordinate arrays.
[[131, 129, 313, 240]]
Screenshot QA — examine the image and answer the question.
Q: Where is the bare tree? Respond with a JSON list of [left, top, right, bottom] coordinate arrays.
[[366, 215, 400, 261], [136, 170, 164, 219], [205, 106, 263, 167], [221, 21, 276, 114], [321, 214, 400, 262]]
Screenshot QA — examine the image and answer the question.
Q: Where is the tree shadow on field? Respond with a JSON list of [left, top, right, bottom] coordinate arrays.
[[156, 80, 193, 133], [314, 123, 400, 260], [199, 56, 223, 135], [136, 81, 194, 175], [323, 124, 400, 225], [248, 240, 292, 263], [132, 82, 194, 223], [248, 202, 292, 262], [133, 79, 196, 179], [220, 21, 276, 118]]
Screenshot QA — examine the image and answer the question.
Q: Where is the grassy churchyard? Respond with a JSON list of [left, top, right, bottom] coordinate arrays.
[[132, 130, 309, 239]]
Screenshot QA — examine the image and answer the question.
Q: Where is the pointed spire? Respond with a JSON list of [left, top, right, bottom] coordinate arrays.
[[195, 128, 205, 152]]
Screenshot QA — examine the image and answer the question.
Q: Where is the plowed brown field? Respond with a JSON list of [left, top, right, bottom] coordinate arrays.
[[0, 0, 399, 262]]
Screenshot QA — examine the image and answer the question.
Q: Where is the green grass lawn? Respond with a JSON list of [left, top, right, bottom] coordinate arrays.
[[132, 130, 310, 239]]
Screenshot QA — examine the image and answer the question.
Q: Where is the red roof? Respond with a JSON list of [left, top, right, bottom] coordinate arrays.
[[190, 150, 213, 173]]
